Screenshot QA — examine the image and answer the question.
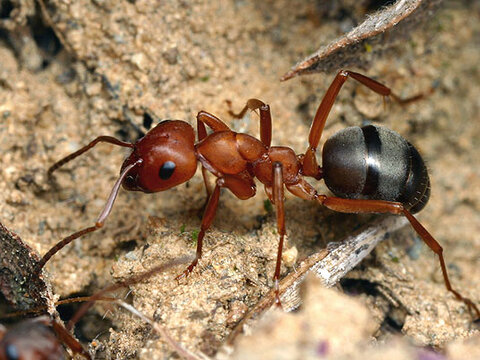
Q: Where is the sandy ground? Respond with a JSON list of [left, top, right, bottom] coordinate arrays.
[[0, 0, 479, 359]]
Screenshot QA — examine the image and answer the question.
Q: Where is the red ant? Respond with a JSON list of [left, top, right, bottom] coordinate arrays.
[[38, 70, 479, 317]]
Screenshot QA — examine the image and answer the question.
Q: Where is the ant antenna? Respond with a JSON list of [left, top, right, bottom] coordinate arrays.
[[35, 159, 143, 273]]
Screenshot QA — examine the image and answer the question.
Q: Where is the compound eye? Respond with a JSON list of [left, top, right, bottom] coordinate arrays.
[[5, 343, 20, 360], [159, 161, 176, 180]]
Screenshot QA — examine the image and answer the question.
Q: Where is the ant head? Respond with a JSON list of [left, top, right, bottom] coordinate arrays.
[[121, 120, 197, 193]]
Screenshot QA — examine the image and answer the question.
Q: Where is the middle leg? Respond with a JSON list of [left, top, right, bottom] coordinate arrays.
[[272, 162, 286, 306]]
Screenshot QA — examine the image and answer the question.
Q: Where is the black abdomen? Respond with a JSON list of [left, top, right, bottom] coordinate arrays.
[[322, 125, 430, 213]]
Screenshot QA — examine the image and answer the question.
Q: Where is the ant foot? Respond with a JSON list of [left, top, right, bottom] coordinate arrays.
[[461, 297, 480, 321], [274, 295, 283, 309], [274, 279, 283, 309], [174, 259, 198, 282]]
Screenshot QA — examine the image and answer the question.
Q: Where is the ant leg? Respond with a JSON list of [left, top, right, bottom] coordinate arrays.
[[227, 98, 272, 147], [303, 70, 420, 179], [197, 111, 230, 198], [316, 196, 480, 319], [197, 120, 212, 198], [272, 162, 286, 306], [176, 179, 223, 280], [50, 319, 91, 359], [176, 173, 256, 280], [35, 159, 142, 272], [220, 173, 256, 200], [48, 136, 133, 177], [197, 111, 230, 132], [201, 167, 213, 200]]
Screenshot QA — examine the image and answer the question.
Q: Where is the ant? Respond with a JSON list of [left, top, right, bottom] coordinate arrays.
[[1, 257, 191, 360], [38, 70, 479, 317]]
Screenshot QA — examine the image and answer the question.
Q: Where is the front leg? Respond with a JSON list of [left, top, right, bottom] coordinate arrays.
[[176, 172, 256, 280], [176, 178, 223, 280], [196, 111, 230, 199]]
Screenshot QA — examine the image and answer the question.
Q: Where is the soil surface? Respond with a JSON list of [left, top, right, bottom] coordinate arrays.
[[0, 0, 479, 359]]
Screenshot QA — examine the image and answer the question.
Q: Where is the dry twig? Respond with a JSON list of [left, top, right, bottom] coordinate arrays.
[[281, 0, 443, 80]]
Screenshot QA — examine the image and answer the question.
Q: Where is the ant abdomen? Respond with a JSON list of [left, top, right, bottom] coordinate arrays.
[[322, 125, 430, 213]]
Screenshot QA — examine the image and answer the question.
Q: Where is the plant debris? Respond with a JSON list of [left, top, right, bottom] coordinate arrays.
[[281, 0, 444, 80], [0, 222, 54, 313]]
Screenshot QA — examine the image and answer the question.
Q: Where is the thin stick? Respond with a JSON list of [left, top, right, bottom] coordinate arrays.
[[67, 256, 192, 330], [0, 297, 117, 320], [115, 300, 206, 360]]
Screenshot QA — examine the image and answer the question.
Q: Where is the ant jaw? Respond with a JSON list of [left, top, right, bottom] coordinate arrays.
[[121, 153, 144, 192], [122, 172, 144, 192]]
